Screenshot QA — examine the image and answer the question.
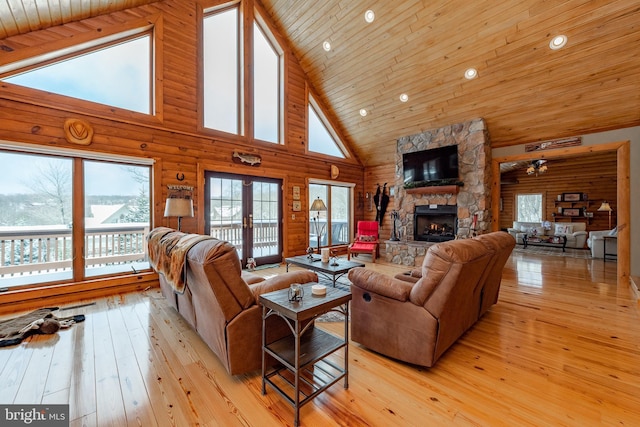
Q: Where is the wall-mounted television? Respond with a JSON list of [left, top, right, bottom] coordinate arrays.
[[402, 145, 459, 185]]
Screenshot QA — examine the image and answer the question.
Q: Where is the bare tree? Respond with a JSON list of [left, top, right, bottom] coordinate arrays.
[[27, 160, 72, 225]]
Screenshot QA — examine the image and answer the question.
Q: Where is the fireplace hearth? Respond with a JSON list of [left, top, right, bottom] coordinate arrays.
[[414, 205, 457, 242]]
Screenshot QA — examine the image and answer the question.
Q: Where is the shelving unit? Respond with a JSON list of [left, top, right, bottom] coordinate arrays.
[[551, 193, 598, 223]]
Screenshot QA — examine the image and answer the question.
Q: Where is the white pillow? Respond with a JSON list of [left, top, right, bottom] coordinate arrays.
[[555, 224, 574, 235], [608, 227, 618, 236]]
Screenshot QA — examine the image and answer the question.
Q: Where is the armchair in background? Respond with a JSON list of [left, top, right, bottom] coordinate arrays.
[[347, 221, 380, 263], [587, 227, 618, 259]]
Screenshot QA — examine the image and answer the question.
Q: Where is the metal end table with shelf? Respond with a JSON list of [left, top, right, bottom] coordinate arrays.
[[260, 282, 352, 427]]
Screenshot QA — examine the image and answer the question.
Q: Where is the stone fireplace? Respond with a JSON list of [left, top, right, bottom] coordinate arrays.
[[413, 205, 457, 242], [386, 118, 492, 266]]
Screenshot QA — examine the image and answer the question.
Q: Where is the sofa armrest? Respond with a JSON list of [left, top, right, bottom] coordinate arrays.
[[249, 270, 318, 303], [348, 267, 413, 302]]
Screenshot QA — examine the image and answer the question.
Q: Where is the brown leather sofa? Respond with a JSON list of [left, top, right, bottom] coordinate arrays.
[[148, 228, 318, 375], [348, 232, 515, 367]]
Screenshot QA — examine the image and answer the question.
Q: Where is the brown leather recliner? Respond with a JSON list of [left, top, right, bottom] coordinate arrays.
[[152, 232, 318, 375], [348, 232, 515, 368]]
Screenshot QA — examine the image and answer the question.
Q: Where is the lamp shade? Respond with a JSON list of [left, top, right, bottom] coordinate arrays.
[[164, 198, 194, 217], [310, 197, 327, 212], [597, 201, 612, 212]]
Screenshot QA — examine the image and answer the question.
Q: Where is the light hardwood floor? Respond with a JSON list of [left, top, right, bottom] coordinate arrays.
[[1, 251, 638, 426]]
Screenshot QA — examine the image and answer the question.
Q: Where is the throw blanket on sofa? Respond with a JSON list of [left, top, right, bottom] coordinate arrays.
[[147, 227, 212, 294]]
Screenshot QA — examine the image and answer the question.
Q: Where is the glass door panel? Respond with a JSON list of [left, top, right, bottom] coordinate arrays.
[[207, 176, 244, 258], [206, 173, 282, 266], [252, 180, 281, 263], [331, 186, 350, 245]]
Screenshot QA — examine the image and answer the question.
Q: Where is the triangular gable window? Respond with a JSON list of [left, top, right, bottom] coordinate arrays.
[[2, 35, 152, 115], [308, 96, 345, 158]]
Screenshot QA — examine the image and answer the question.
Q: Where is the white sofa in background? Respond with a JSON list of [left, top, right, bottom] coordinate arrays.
[[587, 228, 618, 259], [507, 221, 588, 249]]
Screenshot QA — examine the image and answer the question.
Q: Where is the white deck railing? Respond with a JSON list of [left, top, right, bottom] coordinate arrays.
[[1, 221, 344, 283], [0, 224, 150, 279]]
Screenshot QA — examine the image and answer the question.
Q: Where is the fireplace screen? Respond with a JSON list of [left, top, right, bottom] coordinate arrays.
[[414, 205, 457, 242]]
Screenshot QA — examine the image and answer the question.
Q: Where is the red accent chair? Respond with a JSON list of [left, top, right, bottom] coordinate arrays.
[[348, 221, 380, 263]]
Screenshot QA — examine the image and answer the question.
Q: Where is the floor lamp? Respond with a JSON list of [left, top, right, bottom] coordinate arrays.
[[164, 198, 194, 231], [597, 201, 613, 230], [310, 197, 327, 255]]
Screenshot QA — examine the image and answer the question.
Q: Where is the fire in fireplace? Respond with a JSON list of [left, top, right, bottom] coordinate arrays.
[[414, 205, 457, 242]]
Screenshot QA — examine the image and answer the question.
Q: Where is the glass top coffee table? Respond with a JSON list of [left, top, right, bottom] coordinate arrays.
[[285, 255, 364, 287]]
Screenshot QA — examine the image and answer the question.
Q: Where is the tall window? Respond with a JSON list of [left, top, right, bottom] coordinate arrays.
[[309, 182, 352, 249], [0, 148, 152, 289], [1, 34, 152, 114], [203, 6, 241, 134], [516, 193, 543, 222], [308, 97, 346, 158], [253, 20, 282, 143], [83, 161, 151, 277]]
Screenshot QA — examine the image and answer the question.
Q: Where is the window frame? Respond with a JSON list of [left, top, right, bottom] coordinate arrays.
[[252, 11, 284, 144], [307, 93, 348, 159], [515, 192, 544, 223], [308, 179, 354, 249], [202, 3, 244, 136], [0, 17, 162, 123], [0, 142, 155, 290]]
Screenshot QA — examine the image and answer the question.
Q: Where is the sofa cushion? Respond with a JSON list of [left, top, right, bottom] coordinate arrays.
[[609, 227, 618, 236], [555, 224, 574, 235]]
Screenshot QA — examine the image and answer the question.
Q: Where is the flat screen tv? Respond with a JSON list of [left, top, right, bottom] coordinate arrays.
[[403, 145, 459, 185]]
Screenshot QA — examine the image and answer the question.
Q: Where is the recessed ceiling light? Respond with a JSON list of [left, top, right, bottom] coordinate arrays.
[[359, 108, 368, 117], [364, 10, 375, 23], [464, 68, 478, 80], [399, 93, 409, 102], [322, 41, 331, 51], [549, 35, 567, 50]]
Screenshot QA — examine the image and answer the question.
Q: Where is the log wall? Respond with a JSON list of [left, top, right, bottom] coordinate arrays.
[[0, 0, 364, 308]]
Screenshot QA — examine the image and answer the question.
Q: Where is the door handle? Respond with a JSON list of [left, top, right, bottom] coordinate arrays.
[[243, 217, 247, 229], [249, 214, 253, 229]]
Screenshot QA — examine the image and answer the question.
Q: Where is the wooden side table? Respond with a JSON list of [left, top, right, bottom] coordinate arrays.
[[260, 282, 352, 427]]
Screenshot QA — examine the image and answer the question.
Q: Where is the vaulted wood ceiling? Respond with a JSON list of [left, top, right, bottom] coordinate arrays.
[[1, 0, 639, 166]]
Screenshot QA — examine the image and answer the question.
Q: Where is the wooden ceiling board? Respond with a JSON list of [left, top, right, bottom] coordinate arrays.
[[1, 0, 639, 166]]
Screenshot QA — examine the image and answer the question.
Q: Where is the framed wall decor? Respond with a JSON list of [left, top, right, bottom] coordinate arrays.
[[563, 208, 581, 217], [292, 186, 300, 200], [562, 192, 583, 202]]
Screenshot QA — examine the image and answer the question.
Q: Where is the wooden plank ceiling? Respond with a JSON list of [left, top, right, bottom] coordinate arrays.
[[1, 0, 639, 167]]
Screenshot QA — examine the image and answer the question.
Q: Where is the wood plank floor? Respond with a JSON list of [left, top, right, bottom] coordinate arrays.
[[1, 251, 639, 426]]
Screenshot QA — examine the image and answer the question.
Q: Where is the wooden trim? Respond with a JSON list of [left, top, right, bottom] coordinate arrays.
[[0, 272, 158, 316], [72, 158, 85, 282], [617, 142, 630, 288], [405, 185, 460, 195], [491, 140, 630, 287]]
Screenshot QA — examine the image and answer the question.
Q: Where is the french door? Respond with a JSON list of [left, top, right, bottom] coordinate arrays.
[[204, 172, 282, 267]]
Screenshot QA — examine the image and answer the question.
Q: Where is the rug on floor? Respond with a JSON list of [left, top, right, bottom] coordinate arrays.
[[512, 245, 593, 259], [315, 276, 351, 322], [0, 307, 86, 347]]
